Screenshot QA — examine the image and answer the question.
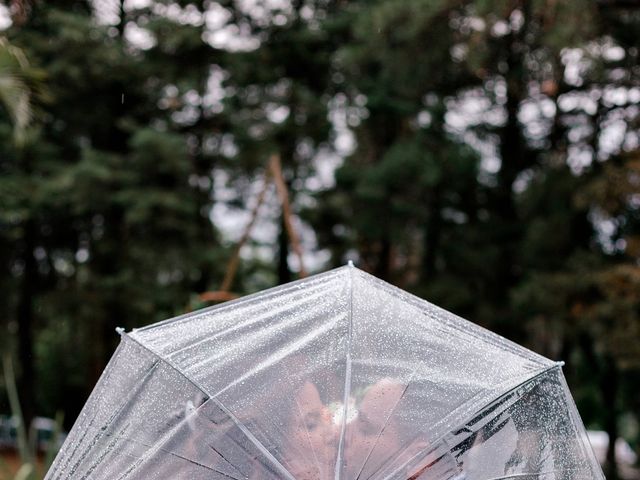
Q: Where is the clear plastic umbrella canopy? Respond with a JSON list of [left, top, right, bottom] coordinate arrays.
[[46, 265, 603, 480]]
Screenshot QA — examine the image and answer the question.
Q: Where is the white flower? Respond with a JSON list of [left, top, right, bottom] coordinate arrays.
[[328, 397, 358, 425]]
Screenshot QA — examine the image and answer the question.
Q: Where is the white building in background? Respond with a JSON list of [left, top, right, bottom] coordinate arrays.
[[587, 430, 638, 480]]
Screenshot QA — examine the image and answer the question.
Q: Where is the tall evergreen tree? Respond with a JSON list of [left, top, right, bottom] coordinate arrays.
[[1, 0, 227, 426]]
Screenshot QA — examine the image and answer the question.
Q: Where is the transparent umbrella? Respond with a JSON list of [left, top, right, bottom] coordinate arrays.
[[45, 264, 603, 480]]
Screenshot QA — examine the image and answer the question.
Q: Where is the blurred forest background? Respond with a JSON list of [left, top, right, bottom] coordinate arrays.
[[0, 0, 639, 477]]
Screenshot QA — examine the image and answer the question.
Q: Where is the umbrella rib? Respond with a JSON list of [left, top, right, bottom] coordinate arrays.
[[354, 372, 415, 480], [555, 373, 604, 479], [292, 395, 325, 478], [108, 436, 245, 480], [123, 333, 297, 480], [481, 468, 581, 480], [245, 399, 319, 472], [81, 422, 131, 479], [335, 263, 355, 480], [167, 450, 242, 480], [70, 360, 161, 479], [208, 397, 298, 480], [207, 444, 247, 479], [49, 341, 131, 478]]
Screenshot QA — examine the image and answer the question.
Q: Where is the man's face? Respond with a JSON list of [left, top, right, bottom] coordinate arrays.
[[343, 379, 406, 478], [284, 381, 338, 480]]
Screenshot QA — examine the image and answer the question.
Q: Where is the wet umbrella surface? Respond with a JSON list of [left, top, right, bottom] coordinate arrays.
[[46, 265, 604, 480]]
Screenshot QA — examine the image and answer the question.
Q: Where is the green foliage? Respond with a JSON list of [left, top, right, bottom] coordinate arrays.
[[0, 35, 49, 146], [0, 37, 31, 144]]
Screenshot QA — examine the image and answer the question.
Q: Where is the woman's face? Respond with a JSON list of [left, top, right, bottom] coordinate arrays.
[[283, 381, 338, 480]]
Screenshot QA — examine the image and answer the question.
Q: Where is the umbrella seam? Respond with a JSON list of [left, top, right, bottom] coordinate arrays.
[[556, 373, 605, 480], [70, 358, 160, 479], [479, 467, 585, 480], [143, 284, 334, 359], [354, 269, 553, 367], [335, 262, 355, 480], [354, 373, 416, 480], [121, 333, 298, 480], [134, 266, 348, 333], [48, 340, 127, 479]]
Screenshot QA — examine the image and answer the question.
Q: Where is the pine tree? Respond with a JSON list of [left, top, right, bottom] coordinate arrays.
[[1, 0, 226, 425]]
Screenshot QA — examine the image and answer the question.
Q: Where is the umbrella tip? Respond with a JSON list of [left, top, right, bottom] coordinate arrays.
[[115, 326, 126, 336], [347, 260, 354, 268], [556, 360, 565, 367]]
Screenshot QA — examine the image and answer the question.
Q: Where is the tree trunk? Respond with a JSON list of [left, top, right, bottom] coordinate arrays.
[[602, 357, 619, 480], [422, 188, 442, 281], [89, 209, 126, 388], [17, 216, 36, 430], [495, 37, 524, 294], [278, 211, 292, 284], [374, 235, 392, 282], [117, 0, 126, 37]]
